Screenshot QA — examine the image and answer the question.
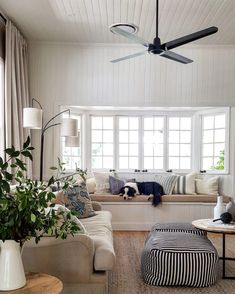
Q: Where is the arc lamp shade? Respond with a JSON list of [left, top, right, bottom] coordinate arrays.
[[23, 108, 42, 129], [65, 132, 80, 147], [61, 118, 78, 137]]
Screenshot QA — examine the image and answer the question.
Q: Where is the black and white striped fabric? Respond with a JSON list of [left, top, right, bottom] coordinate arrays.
[[150, 222, 206, 236], [141, 232, 218, 287]]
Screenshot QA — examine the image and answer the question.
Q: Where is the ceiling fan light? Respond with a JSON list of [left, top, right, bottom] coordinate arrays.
[[109, 23, 138, 34]]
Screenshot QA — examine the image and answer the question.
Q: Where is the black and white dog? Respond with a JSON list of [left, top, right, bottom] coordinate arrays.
[[119, 186, 136, 200]]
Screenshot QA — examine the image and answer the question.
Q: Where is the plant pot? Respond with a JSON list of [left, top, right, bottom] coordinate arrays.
[[0, 240, 26, 290]]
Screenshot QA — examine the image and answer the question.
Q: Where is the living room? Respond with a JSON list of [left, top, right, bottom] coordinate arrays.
[[0, 0, 235, 293]]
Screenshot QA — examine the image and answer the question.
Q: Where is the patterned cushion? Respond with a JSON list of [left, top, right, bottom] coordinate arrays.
[[173, 172, 197, 194], [54, 185, 96, 218], [109, 176, 125, 195], [155, 174, 178, 195]]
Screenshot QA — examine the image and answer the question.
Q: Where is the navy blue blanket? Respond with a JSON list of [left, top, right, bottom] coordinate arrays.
[[137, 182, 164, 206]]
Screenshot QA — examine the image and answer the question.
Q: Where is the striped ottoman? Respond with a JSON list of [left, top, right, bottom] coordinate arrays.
[[141, 231, 218, 287], [150, 222, 206, 236]]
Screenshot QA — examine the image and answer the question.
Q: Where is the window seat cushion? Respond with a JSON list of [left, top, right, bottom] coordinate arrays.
[[90, 194, 231, 203]]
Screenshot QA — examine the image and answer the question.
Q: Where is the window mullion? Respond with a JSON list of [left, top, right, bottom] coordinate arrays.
[[139, 116, 143, 171], [164, 116, 168, 171]]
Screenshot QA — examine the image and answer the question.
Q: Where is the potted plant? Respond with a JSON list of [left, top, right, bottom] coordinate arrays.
[[0, 137, 80, 291]]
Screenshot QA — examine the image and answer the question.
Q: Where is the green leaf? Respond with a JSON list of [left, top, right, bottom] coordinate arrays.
[[0, 157, 3, 168], [21, 151, 33, 161], [47, 227, 53, 236], [12, 151, 20, 157], [4, 171, 13, 181], [31, 213, 36, 223], [27, 147, 34, 151], [16, 158, 25, 170], [23, 136, 31, 149], [48, 176, 55, 186], [2, 162, 8, 170], [50, 166, 58, 170], [10, 163, 17, 168], [16, 170, 23, 178], [5, 148, 14, 156], [1, 180, 10, 193], [0, 199, 8, 210]]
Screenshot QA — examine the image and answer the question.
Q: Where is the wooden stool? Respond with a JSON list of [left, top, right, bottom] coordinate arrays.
[[0, 272, 63, 294]]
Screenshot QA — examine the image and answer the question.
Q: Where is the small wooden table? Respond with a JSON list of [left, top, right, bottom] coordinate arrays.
[[0, 273, 63, 294], [192, 218, 235, 280]]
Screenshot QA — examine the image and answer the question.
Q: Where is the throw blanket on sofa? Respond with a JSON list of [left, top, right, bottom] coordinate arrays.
[[137, 182, 164, 206]]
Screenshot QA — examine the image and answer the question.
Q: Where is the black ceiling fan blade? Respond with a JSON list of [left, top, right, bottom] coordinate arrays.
[[110, 51, 146, 63], [160, 51, 193, 64], [161, 26, 218, 50], [110, 26, 149, 48]]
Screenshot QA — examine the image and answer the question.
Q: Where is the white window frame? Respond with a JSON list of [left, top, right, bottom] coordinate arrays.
[[117, 116, 140, 171], [167, 115, 193, 173], [198, 107, 230, 174], [60, 110, 83, 172], [90, 115, 115, 171], [142, 115, 165, 172], [58, 107, 230, 175]]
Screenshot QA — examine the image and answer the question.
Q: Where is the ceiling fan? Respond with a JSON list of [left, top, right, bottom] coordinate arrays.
[[109, 0, 218, 64]]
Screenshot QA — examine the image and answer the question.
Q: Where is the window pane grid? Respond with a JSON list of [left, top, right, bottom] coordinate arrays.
[[168, 117, 192, 170], [143, 117, 164, 170], [118, 117, 139, 169], [202, 114, 226, 171], [61, 114, 81, 170], [91, 116, 114, 169]]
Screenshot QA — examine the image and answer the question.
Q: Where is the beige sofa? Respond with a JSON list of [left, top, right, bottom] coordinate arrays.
[[22, 202, 115, 294]]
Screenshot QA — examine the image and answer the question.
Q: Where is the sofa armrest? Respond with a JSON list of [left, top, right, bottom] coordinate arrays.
[[22, 234, 95, 283], [92, 201, 102, 211]]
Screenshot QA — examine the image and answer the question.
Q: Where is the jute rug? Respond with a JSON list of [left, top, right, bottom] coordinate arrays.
[[108, 231, 235, 294]]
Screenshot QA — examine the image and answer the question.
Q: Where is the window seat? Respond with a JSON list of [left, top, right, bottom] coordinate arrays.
[[90, 194, 231, 231], [91, 194, 231, 203]]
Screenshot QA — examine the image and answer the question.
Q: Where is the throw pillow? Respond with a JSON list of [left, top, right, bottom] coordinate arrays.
[[54, 204, 87, 234], [54, 185, 96, 218], [94, 172, 110, 193], [195, 176, 219, 195], [86, 177, 97, 194], [173, 172, 197, 195], [155, 174, 178, 195], [109, 176, 125, 195], [124, 182, 140, 194]]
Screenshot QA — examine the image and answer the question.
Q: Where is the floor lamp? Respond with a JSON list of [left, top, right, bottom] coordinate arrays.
[[23, 98, 78, 181]]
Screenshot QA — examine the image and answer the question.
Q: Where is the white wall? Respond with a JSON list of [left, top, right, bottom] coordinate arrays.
[[28, 42, 235, 196]]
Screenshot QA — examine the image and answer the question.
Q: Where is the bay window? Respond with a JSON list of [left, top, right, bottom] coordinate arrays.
[[60, 107, 229, 174]]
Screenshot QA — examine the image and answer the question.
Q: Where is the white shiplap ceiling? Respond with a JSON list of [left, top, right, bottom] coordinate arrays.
[[0, 0, 234, 45]]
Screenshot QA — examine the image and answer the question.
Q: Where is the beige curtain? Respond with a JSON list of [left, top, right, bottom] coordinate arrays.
[[5, 20, 32, 176]]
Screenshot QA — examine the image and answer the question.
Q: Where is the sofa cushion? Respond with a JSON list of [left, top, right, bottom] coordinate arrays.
[[155, 174, 178, 195], [195, 176, 219, 195], [90, 193, 230, 203], [94, 172, 110, 193], [54, 186, 96, 218], [80, 211, 115, 271], [173, 172, 197, 194], [109, 175, 125, 194]]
